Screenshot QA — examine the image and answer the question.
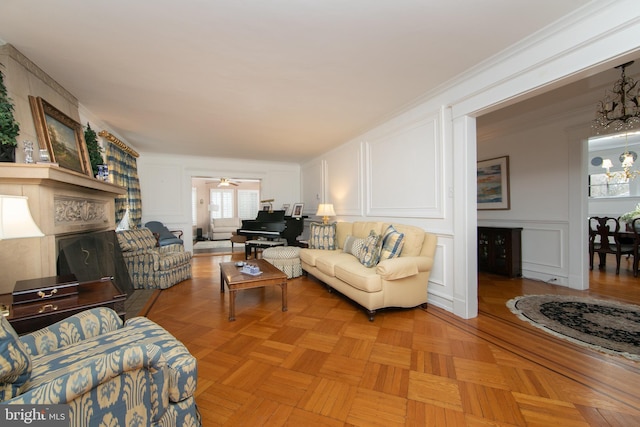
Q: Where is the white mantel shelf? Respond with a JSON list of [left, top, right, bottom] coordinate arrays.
[[0, 163, 126, 196]]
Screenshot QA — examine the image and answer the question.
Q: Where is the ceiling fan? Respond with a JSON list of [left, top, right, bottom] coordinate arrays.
[[217, 178, 239, 187]]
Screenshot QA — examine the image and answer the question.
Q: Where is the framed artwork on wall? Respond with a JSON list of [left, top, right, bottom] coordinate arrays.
[[477, 155, 510, 210], [292, 203, 304, 218], [29, 96, 91, 176]]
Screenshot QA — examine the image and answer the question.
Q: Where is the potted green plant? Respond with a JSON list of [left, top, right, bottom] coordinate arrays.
[[84, 122, 104, 177], [0, 68, 20, 162]]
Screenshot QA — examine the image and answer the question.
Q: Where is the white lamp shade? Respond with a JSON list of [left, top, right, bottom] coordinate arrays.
[[0, 195, 44, 240], [316, 204, 336, 217], [602, 158, 614, 169]]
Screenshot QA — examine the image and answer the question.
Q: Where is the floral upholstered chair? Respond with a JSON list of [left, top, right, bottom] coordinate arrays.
[[117, 228, 192, 289], [0, 307, 200, 426]]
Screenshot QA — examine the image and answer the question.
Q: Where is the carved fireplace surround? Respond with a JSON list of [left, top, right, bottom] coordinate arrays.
[[0, 163, 126, 294]]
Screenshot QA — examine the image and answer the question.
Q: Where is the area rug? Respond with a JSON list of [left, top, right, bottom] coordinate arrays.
[[193, 240, 244, 253], [507, 295, 640, 361]]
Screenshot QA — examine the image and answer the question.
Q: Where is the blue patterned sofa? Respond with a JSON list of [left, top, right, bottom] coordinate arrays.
[[117, 228, 192, 289], [1, 307, 200, 426]]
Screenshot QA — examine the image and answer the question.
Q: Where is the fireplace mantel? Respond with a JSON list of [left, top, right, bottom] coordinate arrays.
[[0, 163, 125, 195], [0, 163, 126, 294]]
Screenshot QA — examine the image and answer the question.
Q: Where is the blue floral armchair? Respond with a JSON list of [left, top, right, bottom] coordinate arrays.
[[117, 228, 192, 289], [1, 307, 200, 426]]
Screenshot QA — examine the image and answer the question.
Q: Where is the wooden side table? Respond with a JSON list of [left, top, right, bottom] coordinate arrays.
[[0, 278, 126, 335]]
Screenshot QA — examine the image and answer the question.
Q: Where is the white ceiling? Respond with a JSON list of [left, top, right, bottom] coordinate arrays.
[[0, 0, 592, 162]]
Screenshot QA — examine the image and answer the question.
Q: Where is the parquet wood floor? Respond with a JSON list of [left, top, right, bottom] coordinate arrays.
[[145, 253, 640, 426]]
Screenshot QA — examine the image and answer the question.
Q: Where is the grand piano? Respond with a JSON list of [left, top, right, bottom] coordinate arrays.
[[237, 210, 304, 246]]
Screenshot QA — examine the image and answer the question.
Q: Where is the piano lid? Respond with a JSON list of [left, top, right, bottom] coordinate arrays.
[[255, 210, 285, 222]]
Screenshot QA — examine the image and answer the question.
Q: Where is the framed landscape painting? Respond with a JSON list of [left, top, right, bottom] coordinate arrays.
[[477, 156, 510, 210], [29, 96, 91, 176]]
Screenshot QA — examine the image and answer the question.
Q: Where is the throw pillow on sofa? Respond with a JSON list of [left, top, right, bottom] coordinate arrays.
[[309, 222, 336, 250], [343, 235, 365, 258], [359, 230, 382, 267], [379, 225, 405, 261]]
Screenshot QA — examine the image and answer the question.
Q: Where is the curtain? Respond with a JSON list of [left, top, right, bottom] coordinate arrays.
[[106, 141, 141, 229]]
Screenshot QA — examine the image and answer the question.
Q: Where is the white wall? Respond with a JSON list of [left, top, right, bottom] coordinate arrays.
[[302, 105, 453, 311], [136, 153, 300, 252], [301, 0, 640, 318]]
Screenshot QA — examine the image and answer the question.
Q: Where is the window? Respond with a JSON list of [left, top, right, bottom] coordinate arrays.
[[589, 173, 630, 198], [238, 189, 260, 219], [191, 187, 197, 226], [210, 189, 234, 219]]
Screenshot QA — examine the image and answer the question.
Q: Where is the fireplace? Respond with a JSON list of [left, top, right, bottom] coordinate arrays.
[[57, 230, 134, 296], [0, 163, 126, 294]]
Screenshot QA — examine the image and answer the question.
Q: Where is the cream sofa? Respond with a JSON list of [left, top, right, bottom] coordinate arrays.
[[210, 217, 241, 240], [300, 221, 437, 321]]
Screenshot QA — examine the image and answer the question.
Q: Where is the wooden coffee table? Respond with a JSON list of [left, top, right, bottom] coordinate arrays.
[[219, 259, 287, 321]]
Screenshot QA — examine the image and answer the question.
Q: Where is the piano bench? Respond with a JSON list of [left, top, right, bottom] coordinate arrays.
[[245, 240, 285, 259], [263, 246, 302, 279]]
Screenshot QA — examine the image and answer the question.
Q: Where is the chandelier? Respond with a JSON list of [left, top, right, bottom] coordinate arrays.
[[593, 61, 640, 180]]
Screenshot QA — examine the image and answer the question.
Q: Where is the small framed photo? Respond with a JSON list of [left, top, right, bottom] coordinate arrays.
[[261, 203, 271, 211], [282, 204, 291, 216], [477, 156, 510, 210], [29, 96, 91, 176], [292, 203, 304, 218]]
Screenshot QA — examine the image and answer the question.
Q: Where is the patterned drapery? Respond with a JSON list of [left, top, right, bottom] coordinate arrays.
[[106, 142, 141, 229]]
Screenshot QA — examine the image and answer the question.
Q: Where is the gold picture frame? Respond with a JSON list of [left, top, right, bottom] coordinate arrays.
[[29, 96, 91, 176]]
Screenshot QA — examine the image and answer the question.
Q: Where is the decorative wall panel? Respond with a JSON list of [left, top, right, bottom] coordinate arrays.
[[326, 143, 362, 216], [301, 160, 323, 215], [142, 163, 183, 217], [366, 112, 443, 217]]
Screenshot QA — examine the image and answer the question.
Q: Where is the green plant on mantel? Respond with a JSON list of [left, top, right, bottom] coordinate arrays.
[[0, 68, 20, 148], [84, 122, 103, 177]]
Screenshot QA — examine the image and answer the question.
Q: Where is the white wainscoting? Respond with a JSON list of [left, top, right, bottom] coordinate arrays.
[[479, 220, 570, 286], [426, 234, 453, 312]]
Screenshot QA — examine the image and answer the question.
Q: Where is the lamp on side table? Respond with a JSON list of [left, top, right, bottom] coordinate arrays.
[[0, 195, 44, 316]]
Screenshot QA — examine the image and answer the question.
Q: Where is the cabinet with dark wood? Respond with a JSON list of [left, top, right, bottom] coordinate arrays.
[[478, 227, 522, 277]]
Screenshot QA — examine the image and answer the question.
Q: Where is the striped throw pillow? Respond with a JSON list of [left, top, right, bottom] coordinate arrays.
[[379, 225, 405, 261]]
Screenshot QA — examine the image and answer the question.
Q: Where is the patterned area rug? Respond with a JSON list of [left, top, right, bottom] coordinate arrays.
[[507, 295, 640, 361], [193, 240, 244, 254]]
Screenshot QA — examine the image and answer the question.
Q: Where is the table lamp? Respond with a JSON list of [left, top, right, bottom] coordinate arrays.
[[0, 195, 44, 240], [316, 204, 336, 224], [0, 195, 44, 316]]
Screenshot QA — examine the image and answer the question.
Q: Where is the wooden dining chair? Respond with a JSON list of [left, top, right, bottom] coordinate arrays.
[[588, 216, 633, 274]]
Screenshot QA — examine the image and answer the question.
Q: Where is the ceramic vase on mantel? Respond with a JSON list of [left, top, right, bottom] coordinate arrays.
[[0, 144, 16, 162]]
